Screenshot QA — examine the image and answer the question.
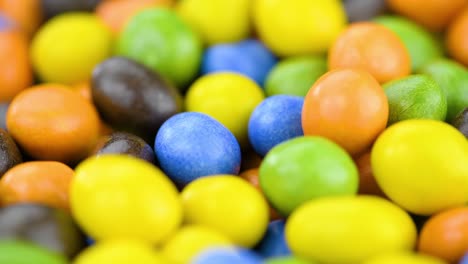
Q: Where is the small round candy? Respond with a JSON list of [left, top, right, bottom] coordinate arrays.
[[302, 68, 388, 156], [383, 74, 447, 125], [255, 220, 290, 258], [201, 39, 277, 87], [371, 119, 468, 215], [31, 12, 112, 84], [74, 239, 165, 264], [181, 175, 269, 248], [248, 95, 303, 156], [70, 155, 182, 244], [185, 72, 265, 146], [363, 252, 447, 264], [259, 136, 358, 216], [447, 7, 468, 66], [93, 131, 155, 164], [0, 129, 22, 176], [418, 207, 468, 263], [0, 161, 73, 211], [328, 22, 411, 84], [0, 203, 85, 258], [252, 0, 346, 56], [0, 240, 67, 264], [176, 0, 250, 45], [117, 8, 202, 89], [286, 195, 417, 263], [6, 84, 100, 164], [374, 15, 443, 71], [0, 29, 32, 102], [92, 57, 182, 143], [155, 112, 241, 186], [162, 225, 232, 264], [192, 247, 263, 264], [265, 56, 327, 97], [419, 59, 468, 122]]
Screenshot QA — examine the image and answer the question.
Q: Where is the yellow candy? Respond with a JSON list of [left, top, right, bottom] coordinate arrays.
[[31, 12, 112, 84], [181, 175, 269, 248], [363, 252, 448, 264], [286, 195, 417, 264], [371, 119, 468, 215], [185, 72, 264, 147], [162, 225, 232, 264], [176, 0, 250, 45], [252, 0, 346, 57], [73, 239, 166, 264], [70, 155, 182, 244]]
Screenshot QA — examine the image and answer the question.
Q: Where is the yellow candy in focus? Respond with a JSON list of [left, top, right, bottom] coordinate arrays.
[[31, 12, 112, 84], [371, 119, 468, 215], [162, 225, 233, 264], [181, 175, 269, 248], [185, 72, 264, 147], [176, 0, 250, 45], [73, 239, 166, 264], [252, 0, 346, 57], [286, 195, 417, 263], [70, 155, 182, 244]]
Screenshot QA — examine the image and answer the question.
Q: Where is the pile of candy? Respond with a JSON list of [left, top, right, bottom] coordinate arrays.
[[0, 0, 467, 263]]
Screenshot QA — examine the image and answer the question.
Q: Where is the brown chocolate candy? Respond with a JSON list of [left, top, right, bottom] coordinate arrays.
[[0, 129, 22, 177], [453, 108, 468, 138]]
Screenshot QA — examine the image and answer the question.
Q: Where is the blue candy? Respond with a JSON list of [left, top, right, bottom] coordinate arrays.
[[155, 112, 241, 186], [248, 95, 304, 156], [461, 253, 468, 264], [192, 247, 263, 264], [255, 220, 291, 258], [201, 39, 277, 87]]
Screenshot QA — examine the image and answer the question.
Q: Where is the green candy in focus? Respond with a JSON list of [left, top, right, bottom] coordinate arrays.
[[116, 8, 203, 90]]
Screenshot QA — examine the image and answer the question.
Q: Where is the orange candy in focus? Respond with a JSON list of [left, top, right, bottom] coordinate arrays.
[[328, 22, 411, 84], [6, 84, 100, 164], [0, 161, 74, 211], [302, 68, 388, 156], [96, 0, 174, 34], [388, 0, 467, 31], [0, 29, 32, 103], [447, 7, 468, 67], [239, 168, 282, 221], [418, 207, 468, 263]]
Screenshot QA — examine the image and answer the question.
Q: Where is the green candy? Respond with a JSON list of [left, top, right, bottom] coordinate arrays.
[[383, 74, 447, 126], [259, 136, 358, 216], [265, 56, 327, 97], [265, 256, 317, 264], [374, 15, 443, 72], [0, 240, 68, 264], [419, 59, 468, 122], [116, 8, 202, 90]]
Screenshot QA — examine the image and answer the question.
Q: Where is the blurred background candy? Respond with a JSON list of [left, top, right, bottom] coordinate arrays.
[[192, 247, 263, 264], [116, 8, 202, 89], [0, 240, 68, 264], [41, 0, 101, 19], [0, 203, 85, 258], [343, 0, 387, 22], [0, 129, 22, 176], [255, 220, 290, 259], [446, 6, 468, 66], [453, 108, 468, 137], [91, 57, 182, 143], [0, 0, 42, 37], [155, 112, 241, 186]]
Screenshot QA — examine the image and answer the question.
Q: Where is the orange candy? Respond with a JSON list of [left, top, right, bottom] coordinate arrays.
[[388, 0, 467, 31], [0, 0, 42, 37], [447, 7, 468, 67], [354, 151, 385, 197], [328, 22, 411, 84], [302, 68, 388, 156], [0, 161, 74, 211], [0, 29, 33, 103], [96, 0, 174, 34], [418, 207, 468, 263], [239, 168, 282, 221], [6, 84, 100, 164]]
